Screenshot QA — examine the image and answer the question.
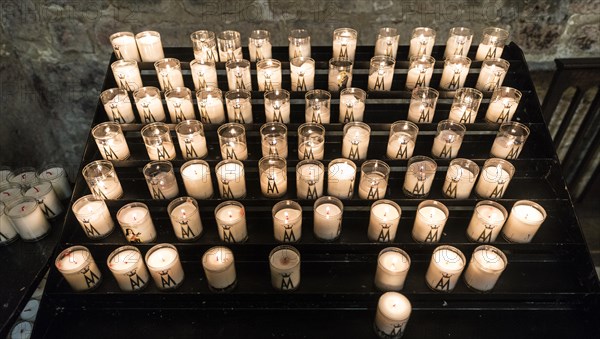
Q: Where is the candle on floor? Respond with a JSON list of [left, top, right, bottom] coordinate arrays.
[[407, 87, 439, 123], [217, 30, 243, 62], [444, 27, 473, 58], [475, 158, 515, 199], [502, 200, 547, 243], [442, 158, 479, 199], [464, 245, 508, 292], [269, 245, 301, 291], [298, 123, 326, 160], [475, 27, 509, 61], [215, 160, 247, 199], [439, 56, 471, 90], [145, 244, 185, 290], [0, 182, 23, 205], [196, 87, 226, 124], [202, 246, 237, 292], [260, 122, 288, 158], [165, 87, 195, 123], [374, 27, 400, 59], [305, 90, 331, 124], [190, 30, 219, 62], [358, 160, 391, 200], [110, 32, 141, 61], [296, 160, 324, 200], [55, 246, 102, 291], [23, 179, 64, 219], [408, 27, 436, 58], [485, 87, 523, 123], [181, 160, 214, 199], [107, 246, 150, 292], [403, 156, 437, 198], [143, 161, 179, 200], [82, 160, 124, 200], [327, 158, 357, 199], [341, 122, 371, 160], [448, 87, 483, 124], [36, 164, 72, 200], [290, 57, 315, 91], [215, 201, 247, 243], [116, 202, 157, 243], [0, 201, 18, 245], [339, 88, 366, 123], [374, 248, 411, 291], [217, 123, 248, 161], [5, 198, 51, 241], [111, 60, 143, 92], [328, 58, 353, 92], [226, 59, 252, 91], [313, 196, 343, 241], [257, 59, 282, 91], [373, 292, 412, 338], [259, 156, 288, 198], [134, 87, 166, 124], [272, 200, 303, 242], [248, 29, 272, 61], [264, 90, 291, 123], [476, 58, 510, 92], [466, 200, 508, 243], [168, 197, 203, 241], [368, 200, 401, 243], [92, 122, 131, 161], [490, 121, 530, 159], [72, 195, 114, 239], [386, 120, 418, 160], [225, 89, 253, 124], [141, 122, 176, 161], [7, 167, 37, 187], [190, 59, 218, 90], [406, 55, 435, 90], [100, 88, 135, 123], [332, 27, 357, 61], [176, 120, 208, 160], [431, 120, 466, 159], [412, 200, 449, 243], [425, 245, 466, 292], [154, 58, 184, 91], [368, 56, 395, 91], [288, 29, 311, 59], [135, 31, 164, 62]]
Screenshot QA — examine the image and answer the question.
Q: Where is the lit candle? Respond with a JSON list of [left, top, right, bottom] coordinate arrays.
[[442, 159, 479, 199], [407, 87, 438, 123], [260, 122, 288, 158], [339, 88, 366, 123], [373, 292, 412, 338], [23, 179, 64, 219], [257, 59, 283, 91], [288, 29, 311, 59], [36, 165, 72, 200], [431, 120, 466, 159], [190, 30, 219, 62], [264, 90, 291, 123], [190, 59, 218, 90], [412, 200, 449, 243], [466, 200, 507, 242], [154, 58, 184, 92], [403, 157, 437, 198], [358, 160, 390, 200], [168, 197, 203, 241], [116, 202, 157, 243], [408, 27, 436, 58], [100, 88, 136, 123], [313, 196, 343, 241], [111, 60, 143, 92], [290, 57, 315, 91], [273, 200, 303, 242], [135, 31, 164, 62], [176, 120, 208, 160], [5, 198, 47, 240], [0, 182, 23, 205], [107, 246, 150, 292], [341, 122, 371, 160], [374, 27, 400, 59], [374, 248, 411, 291], [463, 245, 507, 292], [328, 58, 353, 92], [327, 159, 356, 199], [226, 59, 252, 91], [485, 87, 522, 123], [72, 195, 114, 239], [296, 160, 324, 200], [476, 58, 510, 92], [141, 122, 176, 161], [92, 122, 131, 161], [475, 159, 514, 199], [269, 245, 301, 291], [406, 55, 435, 90], [439, 56, 471, 90], [475, 27, 509, 61], [259, 156, 287, 198], [218, 123, 248, 161], [386, 121, 418, 160], [202, 246, 237, 292], [196, 88, 226, 124], [0, 201, 18, 245], [82, 160, 124, 200], [217, 30, 243, 62], [501, 200, 547, 243], [368, 200, 401, 243], [490, 121, 530, 159], [134, 87, 166, 124], [248, 29, 272, 62], [215, 160, 246, 199], [444, 27, 473, 58], [110, 32, 141, 61], [180, 160, 214, 199], [368, 56, 395, 91], [145, 244, 185, 290], [55, 246, 102, 291], [225, 89, 254, 124], [448, 88, 483, 124], [165, 87, 195, 123], [214, 201, 247, 243], [305, 90, 331, 124], [143, 161, 179, 200], [332, 28, 357, 61], [425, 245, 466, 292]]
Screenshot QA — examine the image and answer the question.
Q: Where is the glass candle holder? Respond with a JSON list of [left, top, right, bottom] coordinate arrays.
[[143, 161, 179, 200], [145, 243, 185, 290], [196, 87, 226, 124], [259, 156, 287, 198], [190, 30, 218, 62], [72, 194, 114, 239], [368, 56, 395, 91], [342, 122, 371, 160], [110, 31, 140, 61], [111, 60, 143, 92], [272, 200, 303, 242], [431, 120, 466, 159], [374, 247, 411, 291], [154, 58, 184, 91], [358, 160, 391, 200], [339, 88, 367, 123], [439, 56, 471, 90], [248, 29, 272, 61], [36, 164, 72, 200], [101, 88, 135, 123], [5, 197, 51, 241], [202, 246, 236, 292], [0, 165, 10, 184], [485, 87, 522, 123], [332, 28, 358, 61], [257, 59, 282, 91], [475, 27, 509, 61], [313, 196, 344, 241], [425, 245, 466, 292], [225, 89, 253, 124], [165, 87, 195, 123], [215, 159, 246, 199], [327, 158, 357, 199], [269, 245, 301, 291], [133, 86, 166, 124], [23, 179, 64, 219], [116, 202, 157, 243], [168, 196, 203, 241], [0, 201, 19, 245], [92, 122, 131, 161], [406, 55, 435, 90], [217, 123, 248, 160], [190, 59, 218, 90], [215, 200, 247, 243], [475, 158, 515, 199], [298, 123, 325, 160], [386, 120, 418, 160], [264, 90, 291, 123], [490, 122, 530, 159], [296, 160, 324, 200], [466, 200, 508, 243], [403, 156, 437, 198], [444, 27, 473, 58], [135, 31, 164, 62], [305, 90, 331, 124], [374, 292, 412, 338], [408, 27, 436, 58], [55, 246, 102, 291], [290, 57, 315, 91], [0, 182, 23, 205], [476, 58, 510, 92], [328, 58, 353, 92], [442, 158, 480, 199], [288, 29, 311, 59], [464, 245, 508, 292], [7, 167, 37, 187], [226, 59, 252, 91], [141, 122, 176, 161], [82, 160, 123, 200], [502, 200, 547, 243], [407, 87, 439, 123], [448, 87, 483, 123], [181, 160, 213, 199], [412, 200, 449, 243], [176, 120, 208, 160], [107, 246, 150, 292], [260, 122, 288, 158], [217, 30, 243, 62], [368, 199, 402, 243], [374, 27, 400, 59]]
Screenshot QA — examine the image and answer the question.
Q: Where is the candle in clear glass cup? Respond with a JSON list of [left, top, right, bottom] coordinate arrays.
[[490, 121, 530, 159], [0, 165, 12, 185], [190, 59, 218, 90], [431, 120, 466, 159], [5, 198, 51, 241], [264, 90, 291, 123], [448, 87, 483, 123], [407, 87, 438, 123], [141, 122, 176, 161], [135, 31, 164, 62], [36, 164, 72, 200], [406, 55, 435, 90], [165, 87, 195, 123], [7, 167, 37, 187], [327, 158, 357, 199], [176, 120, 208, 160], [412, 200, 449, 243], [339, 88, 366, 123], [154, 58, 184, 91], [218, 123, 248, 160], [502, 200, 547, 243], [180, 160, 213, 199], [260, 122, 288, 158], [111, 60, 143, 92], [110, 32, 141, 61], [107, 246, 150, 292], [92, 122, 131, 161], [485, 87, 522, 123], [386, 121, 418, 160], [313, 196, 343, 241], [475, 158, 515, 199], [190, 30, 219, 62], [0, 201, 18, 245], [288, 29, 311, 59], [143, 161, 179, 200], [168, 197, 203, 241], [290, 57, 315, 91], [332, 28, 357, 61], [226, 59, 252, 91], [272, 200, 303, 242], [145, 243, 185, 290], [259, 156, 287, 198], [133, 86, 166, 124], [328, 58, 353, 92], [442, 158, 479, 199], [72, 195, 114, 239], [0, 182, 22, 205], [374, 292, 412, 338], [426, 245, 466, 292], [305, 90, 331, 124], [368, 56, 395, 91], [196, 87, 226, 124], [444, 27, 473, 58], [342, 122, 371, 160], [248, 29, 272, 62], [202, 246, 236, 291], [374, 27, 400, 59], [475, 27, 509, 61], [215, 200, 247, 243], [215, 160, 246, 199], [466, 200, 507, 243], [225, 89, 253, 124], [55, 246, 102, 291], [368, 200, 401, 243], [217, 30, 243, 62], [100, 88, 135, 123], [408, 27, 436, 58], [476, 58, 510, 92], [257, 59, 282, 91], [439, 56, 471, 90], [116, 202, 156, 243], [296, 160, 324, 200], [403, 156, 437, 198], [464, 245, 507, 292], [297, 123, 325, 160], [358, 160, 391, 200], [269, 245, 301, 291], [23, 179, 64, 219], [82, 160, 123, 200], [374, 248, 411, 291]]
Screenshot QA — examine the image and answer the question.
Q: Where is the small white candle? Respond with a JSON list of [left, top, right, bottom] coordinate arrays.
[[305, 105, 331, 124], [220, 141, 248, 161], [190, 60, 218, 90], [332, 28, 357, 61], [111, 60, 143, 92], [374, 28, 399, 59], [448, 105, 477, 124], [190, 31, 219, 62], [328, 60, 353, 92], [374, 292, 412, 338], [444, 28, 472, 58], [72, 195, 114, 239], [166, 94, 195, 123], [145, 244, 185, 290], [412, 202, 449, 243], [425, 246, 466, 292], [261, 135, 288, 159], [145, 170, 179, 200], [155, 60, 184, 92], [269, 245, 301, 291], [168, 198, 203, 241], [407, 101, 436, 123], [490, 135, 522, 159], [486, 97, 518, 123], [341, 124, 370, 160], [501, 201, 546, 243], [101, 89, 136, 123], [107, 246, 150, 292], [215, 202, 247, 243], [368, 201, 401, 243], [226, 61, 252, 91], [290, 58, 315, 91], [296, 162, 324, 200], [476, 61, 509, 92], [93, 123, 131, 161], [135, 92, 166, 124], [406, 62, 434, 90], [466, 201, 507, 242], [181, 161, 214, 199], [374, 248, 411, 291], [298, 139, 325, 160], [177, 130, 208, 160], [249, 38, 272, 62], [313, 199, 343, 241], [475, 163, 513, 199], [432, 130, 463, 159], [442, 164, 477, 199], [24, 180, 64, 219], [358, 171, 388, 200], [55, 246, 102, 291], [256, 59, 282, 91], [37, 166, 72, 200], [403, 159, 436, 198], [110, 32, 141, 61], [202, 246, 237, 291], [225, 97, 253, 124], [260, 166, 287, 198], [216, 161, 246, 199], [289, 29, 311, 59], [146, 141, 176, 161], [218, 31, 243, 62], [265, 99, 291, 124], [0, 183, 23, 204], [135, 31, 164, 62], [409, 33, 434, 58], [273, 206, 303, 243], [368, 57, 395, 91], [386, 132, 416, 159], [463, 246, 507, 291], [439, 58, 470, 90], [116, 203, 157, 243], [339, 92, 366, 123], [327, 160, 356, 199], [7, 169, 37, 186], [0, 202, 18, 244]]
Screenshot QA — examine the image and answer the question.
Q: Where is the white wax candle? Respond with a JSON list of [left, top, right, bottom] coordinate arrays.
[[260, 167, 287, 198], [298, 139, 325, 160], [111, 35, 140, 61], [265, 100, 291, 123], [328, 68, 353, 92], [333, 34, 357, 61], [0, 185, 22, 204], [202, 246, 236, 290], [24, 182, 64, 219], [476, 64, 506, 92], [313, 203, 342, 240], [486, 97, 518, 123], [386, 132, 416, 159], [502, 203, 546, 243], [439, 63, 468, 90], [262, 135, 288, 158], [305, 106, 331, 124], [358, 172, 388, 200], [181, 163, 213, 199], [220, 142, 248, 161], [0, 202, 18, 244], [466, 204, 506, 242], [103, 94, 136, 123], [475, 43, 504, 61], [273, 208, 302, 242], [270, 247, 301, 290], [215, 205, 247, 243], [73, 199, 114, 239], [8, 170, 37, 186], [412, 206, 448, 243], [249, 40, 272, 61], [463, 248, 506, 291], [193, 45, 218, 63], [91, 177, 123, 200], [296, 164, 324, 200], [95, 133, 131, 161], [146, 246, 185, 290], [341, 126, 370, 160], [226, 100, 253, 124], [178, 133, 208, 160], [490, 136, 523, 159], [147, 172, 179, 200], [166, 97, 195, 123], [112, 64, 143, 92], [425, 247, 465, 292], [290, 62, 315, 91], [339, 93, 366, 123], [108, 248, 150, 291], [146, 141, 176, 161], [289, 44, 311, 59], [444, 36, 471, 58], [374, 292, 412, 338], [475, 166, 511, 198], [117, 206, 156, 243], [409, 36, 434, 57], [169, 202, 203, 241], [55, 247, 102, 291], [37, 167, 72, 200], [368, 68, 394, 91], [216, 163, 246, 199], [368, 203, 401, 242], [257, 67, 283, 91], [403, 161, 436, 197], [432, 130, 463, 159], [448, 106, 477, 124], [219, 47, 243, 62], [327, 162, 356, 199], [190, 63, 218, 90], [197, 95, 226, 124], [374, 250, 410, 291], [407, 101, 435, 123], [136, 97, 166, 124], [136, 34, 164, 62], [374, 37, 399, 59], [227, 66, 251, 91], [406, 66, 433, 90], [157, 68, 184, 91], [442, 165, 475, 199]]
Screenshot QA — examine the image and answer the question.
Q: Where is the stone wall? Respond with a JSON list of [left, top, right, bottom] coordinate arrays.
[[0, 0, 598, 173]]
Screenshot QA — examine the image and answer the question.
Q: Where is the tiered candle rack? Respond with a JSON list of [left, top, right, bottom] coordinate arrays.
[[33, 44, 600, 338]]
